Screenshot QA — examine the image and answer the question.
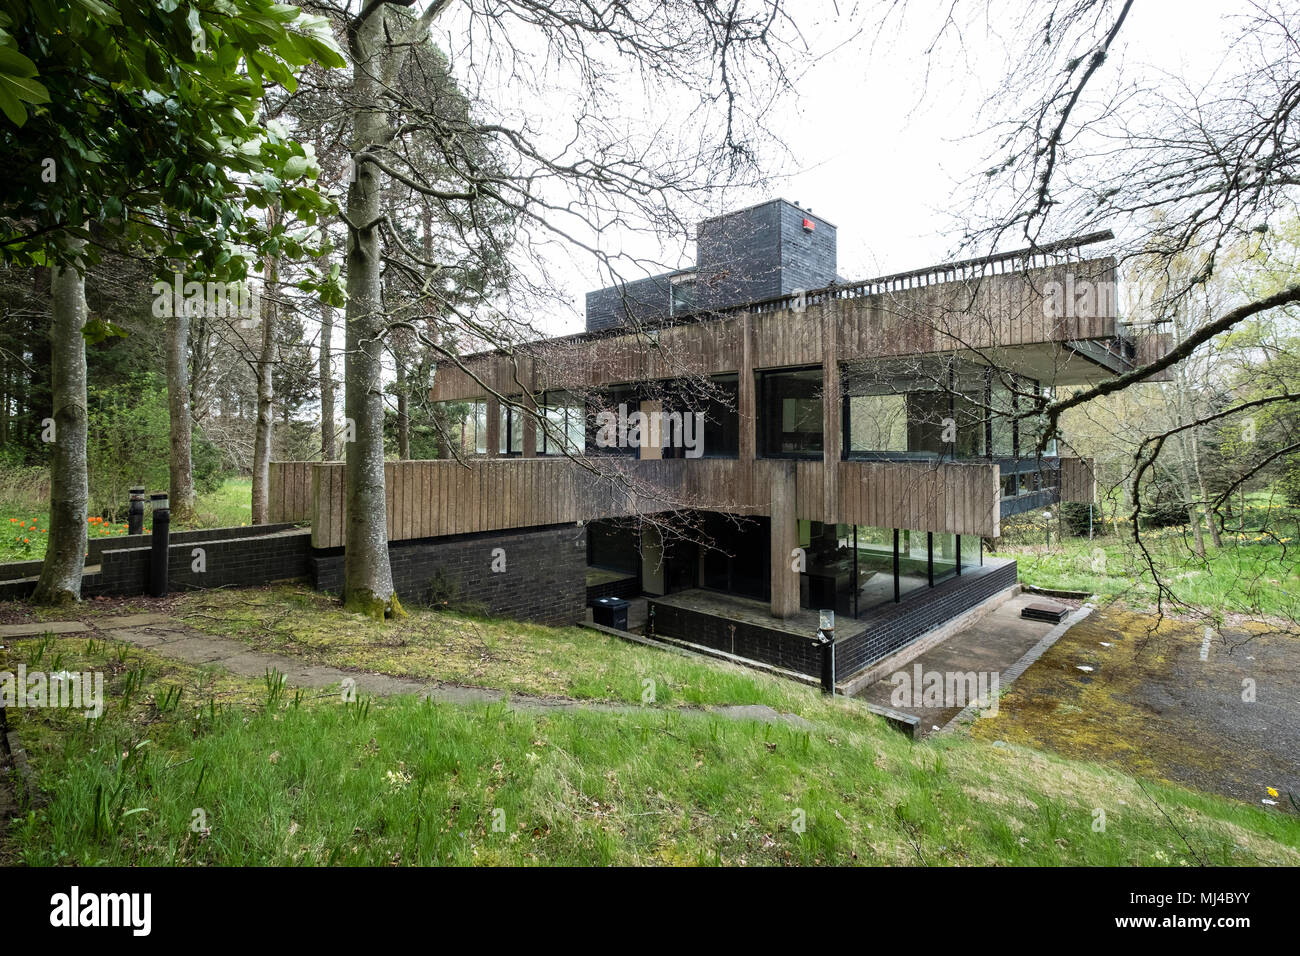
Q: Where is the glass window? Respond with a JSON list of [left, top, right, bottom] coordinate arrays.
[[953, 365, 987, 458], [587, 385, 638, 457], [759, 367, 824, 458], [670, 274, 696, 316], [959, 534, 982, 570], [843, 357, 980, 459], [498, 399, 534, 456], [990, 376, 1015, 457], [539, 391, 586, 456], [854, 525, 895, 613], [898, 528, 929, 599], [698, 374, 739, 458], [932, 532, 958, 584], [798, 520, 854, 616], [847, 394, 908, 453]]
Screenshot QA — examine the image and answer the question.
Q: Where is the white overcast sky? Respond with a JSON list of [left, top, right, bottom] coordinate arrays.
[[423, 0, 1242, 339]]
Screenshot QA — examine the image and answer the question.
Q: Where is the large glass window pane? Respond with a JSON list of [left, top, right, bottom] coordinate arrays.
[[933, 532, 958, 584], [953, 365, 987, 458], [898, 528, 929, 599], [959, 534, 982, 570], [798, 520, 853, 615], [587, 385, 638, 457], [699, 374, 739, 458], [990, 377, 1015, 457], [759, 368, 823, 457], [843, 357, 962, 458], [847, 394, 908, 452], [539, 391, 586, 456], [854, 525, 895, 613]]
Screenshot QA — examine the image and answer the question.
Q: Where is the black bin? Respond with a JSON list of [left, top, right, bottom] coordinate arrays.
[[591, 596, 629, 631]]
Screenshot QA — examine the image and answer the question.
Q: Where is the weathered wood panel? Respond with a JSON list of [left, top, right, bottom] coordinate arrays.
[[836, 460, 1000, 537], [307, 454, 1001, 549], [268, 461, 315, 523], [1058, 456, 1096, 504], [431, 258, 1120, 401]]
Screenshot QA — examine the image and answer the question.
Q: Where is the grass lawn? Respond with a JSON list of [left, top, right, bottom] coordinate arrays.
[[174, 584, 839, 714], [0, 477, 254, 564], [991, 507, 1300, 621], [4, 629, 1298, 866]]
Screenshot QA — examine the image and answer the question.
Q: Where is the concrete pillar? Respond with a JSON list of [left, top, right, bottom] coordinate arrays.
[[770, 460, 800, 618], [638, 400, 663, 459]]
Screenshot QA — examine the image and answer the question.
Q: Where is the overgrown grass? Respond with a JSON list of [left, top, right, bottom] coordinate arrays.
[[3, 631, 1296, 866], [991, 506, 1300, 620], [176, 584, 840, 714]]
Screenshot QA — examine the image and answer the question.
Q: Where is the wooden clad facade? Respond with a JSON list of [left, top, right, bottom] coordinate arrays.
[[430, 257, 1120, 401], [295, 455, 1003, 551]]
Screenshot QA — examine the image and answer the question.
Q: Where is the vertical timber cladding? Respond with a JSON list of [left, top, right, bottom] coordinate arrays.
[[304, 457, 1001, 553], [268, 461, 315, 523], [1058, 457, 1097, 503]]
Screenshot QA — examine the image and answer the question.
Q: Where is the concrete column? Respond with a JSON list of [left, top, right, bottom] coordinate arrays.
[[770, 460, 800, 618], [638, 400, 662, 460]]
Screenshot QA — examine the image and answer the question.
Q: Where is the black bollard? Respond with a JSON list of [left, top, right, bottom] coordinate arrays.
[[127, 486, 146, 536], [149, 493, 170, 597], [817, 611, 836, 696], [820, 636, 836, 695]]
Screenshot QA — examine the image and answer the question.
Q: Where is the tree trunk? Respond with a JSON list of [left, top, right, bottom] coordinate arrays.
[[33, 240, 89, 605], [166, 306, 197, 524], [342, 6, 400, 618], [251, 208, 279, 524], [1190, 428, 1223, 548], [320, 304, 336, 460]]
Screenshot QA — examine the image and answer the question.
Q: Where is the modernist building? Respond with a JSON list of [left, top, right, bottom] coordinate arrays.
[[396, 200, 1159, 685]]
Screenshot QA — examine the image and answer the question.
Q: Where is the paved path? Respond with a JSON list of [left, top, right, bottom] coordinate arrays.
[[48, 614, 816, 730], [855, 592, 1092, 735]]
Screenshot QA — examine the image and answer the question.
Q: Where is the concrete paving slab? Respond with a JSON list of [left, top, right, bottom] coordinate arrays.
[[96, 614, 172, 630], [854, 592, 1081, 734], [0, 621, 89, 637]]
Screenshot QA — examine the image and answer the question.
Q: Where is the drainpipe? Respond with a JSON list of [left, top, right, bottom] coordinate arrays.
[[149, 493, 170, 597]]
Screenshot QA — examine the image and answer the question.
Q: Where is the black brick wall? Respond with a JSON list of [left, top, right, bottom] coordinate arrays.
[[586, 575, 641, 604], [835, 561, 1019, 676], [585, 274, 676, 333], [647, 601, 825, 675], [648, 559, 1018, 679], [0, 527, 312, 601], [311, 523, 588, 626]]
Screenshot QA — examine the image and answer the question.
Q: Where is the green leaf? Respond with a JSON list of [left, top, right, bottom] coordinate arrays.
[[83, 317, 129, 345], [0, 83, 26, 125], [281, 154, 309, 179]]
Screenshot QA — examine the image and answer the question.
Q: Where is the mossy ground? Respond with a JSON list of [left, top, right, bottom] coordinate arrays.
[[972, 606, 1300, 810]]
